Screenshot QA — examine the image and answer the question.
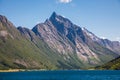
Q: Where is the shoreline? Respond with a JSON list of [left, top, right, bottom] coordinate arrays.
[[0, 68, 104, 72], [0, 69, 21, 72], [0, 69, 46, 72]]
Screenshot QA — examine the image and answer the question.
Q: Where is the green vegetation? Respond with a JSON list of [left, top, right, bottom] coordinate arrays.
[[95, 56, 120, 70], [0, 29, 83, 70], [87, 41, 118, 64]]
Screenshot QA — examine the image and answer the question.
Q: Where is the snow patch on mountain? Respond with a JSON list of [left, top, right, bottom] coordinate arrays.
[[82, 27, 100, 41]]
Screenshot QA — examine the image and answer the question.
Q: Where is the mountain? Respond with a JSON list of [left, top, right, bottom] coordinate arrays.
[[0, 12, 119, 70], [32, 12, 118, 67]]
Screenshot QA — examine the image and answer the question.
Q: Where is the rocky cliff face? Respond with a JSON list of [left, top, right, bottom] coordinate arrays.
[[32, 12, 99, 65], [82, 27, 120, 55], [32, 21, 74, 55], [98, 39, 120, 55], [32, 12, 118, 66]]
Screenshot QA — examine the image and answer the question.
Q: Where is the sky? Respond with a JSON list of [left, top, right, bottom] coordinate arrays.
[[0, 0, 120, 41]]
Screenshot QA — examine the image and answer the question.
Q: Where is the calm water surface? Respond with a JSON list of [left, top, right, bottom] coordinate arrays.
[[0, 70, 120, 80]]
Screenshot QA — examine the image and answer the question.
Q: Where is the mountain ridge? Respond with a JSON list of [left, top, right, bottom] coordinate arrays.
[[0, 12, 119, 70], [82, 27, 120, 55]]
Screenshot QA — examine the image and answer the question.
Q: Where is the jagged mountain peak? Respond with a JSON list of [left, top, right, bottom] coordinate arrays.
[[49, 12, 72, 27], [50, 11, 63, 19], [50, 12, 57, 18], [47, 12, 78, 38]]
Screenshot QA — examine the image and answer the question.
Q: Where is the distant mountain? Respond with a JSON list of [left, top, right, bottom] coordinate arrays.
[[82, 27, 120, 55], [0, 12, 119, 70]]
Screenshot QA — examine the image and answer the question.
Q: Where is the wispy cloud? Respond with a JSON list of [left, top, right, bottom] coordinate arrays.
[[58, 0, 72, 3]]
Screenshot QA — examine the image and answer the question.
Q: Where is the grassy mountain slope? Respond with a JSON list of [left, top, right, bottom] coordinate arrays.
[[95, 56, 120, 70], [0, 15, 59, 69]]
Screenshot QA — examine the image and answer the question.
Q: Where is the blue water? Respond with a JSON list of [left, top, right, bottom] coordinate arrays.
[[0, 70, 120, 80]]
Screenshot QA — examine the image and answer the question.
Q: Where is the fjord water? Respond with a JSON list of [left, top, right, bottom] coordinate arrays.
[[0, 70, 120, 80]]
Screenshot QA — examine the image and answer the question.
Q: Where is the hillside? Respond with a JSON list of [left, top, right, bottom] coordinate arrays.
[[95, 56, 120, 70]]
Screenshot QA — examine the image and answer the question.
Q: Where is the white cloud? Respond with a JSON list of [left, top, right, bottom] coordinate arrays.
[[58, 0, 72, 3]]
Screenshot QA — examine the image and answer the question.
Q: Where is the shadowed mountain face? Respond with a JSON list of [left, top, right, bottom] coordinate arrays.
[[0, 12, 119, 69]]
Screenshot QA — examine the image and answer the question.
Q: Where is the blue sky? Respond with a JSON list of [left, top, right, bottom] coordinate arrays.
[[0, 0, 120, 41]]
